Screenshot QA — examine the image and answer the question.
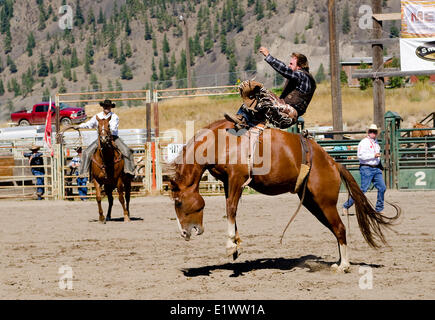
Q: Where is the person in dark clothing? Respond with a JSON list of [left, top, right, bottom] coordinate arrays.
[[225, 47, 317, 129], [24, 145, 45, 200]]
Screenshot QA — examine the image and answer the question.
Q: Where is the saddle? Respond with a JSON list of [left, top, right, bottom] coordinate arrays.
[[232, 126, 312, 192]]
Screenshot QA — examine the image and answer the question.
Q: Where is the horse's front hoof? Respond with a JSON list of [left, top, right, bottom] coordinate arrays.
[[99, 218, 106, 224], [123, 216, 130, 222], [331, 263, 350, 273], [226, 245, 242, 260]]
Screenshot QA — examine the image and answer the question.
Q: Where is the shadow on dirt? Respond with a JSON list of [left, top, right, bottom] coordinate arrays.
[[181, 255, 384, 278], [88, 217, 144, 222]]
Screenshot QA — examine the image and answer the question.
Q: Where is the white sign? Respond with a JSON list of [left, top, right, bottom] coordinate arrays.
[[400, 37, 435, 71], [401, 0, 435, 38], [166, 144, 184, 163]]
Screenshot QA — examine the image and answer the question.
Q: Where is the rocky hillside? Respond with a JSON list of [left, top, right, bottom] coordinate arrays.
[[0, 0, 401, 121]]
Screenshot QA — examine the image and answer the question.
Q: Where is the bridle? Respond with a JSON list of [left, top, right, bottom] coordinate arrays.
[[92, 119, 122, 177]]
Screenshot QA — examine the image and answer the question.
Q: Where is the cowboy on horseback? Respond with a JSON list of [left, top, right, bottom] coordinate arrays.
[[225, 47, 317, 129], [73, 99, 135, 177]]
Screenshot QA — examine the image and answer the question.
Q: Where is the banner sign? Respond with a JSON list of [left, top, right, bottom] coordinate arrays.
[[401, 0, 435, 38], [400, 37, 435, 71]]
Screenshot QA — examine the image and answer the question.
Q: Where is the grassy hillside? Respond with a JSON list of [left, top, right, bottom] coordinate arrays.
[[0, 0, 403, 122]]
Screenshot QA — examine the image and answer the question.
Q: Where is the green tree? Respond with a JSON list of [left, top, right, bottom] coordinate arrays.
[[70, 48, 79, 68], [389, 21, 399, 38], [340, 70, 348, 85], [255, 0, 264, 20], [38, 53, 49, 77], [27, 32, 36, 57], [305, 16, 313, 30], [152, 36, 158, 56], [220, 33, 227, 54], [89, 73, 99, 90], [144, 18, 152, 40], [244, 54, 256, 71], [228, 54, 238, 85], [4, 28, 12, 54], [254, 33, 261, 52], [50, 76, 57, 89], [315, 63, 326, 83], [358, 62, 372, 90], [162, 33, 170, 53], [74, 0, 85, 27], [11, 78, 21, 96], [7, 55, 17, 73], [342, 3, 351, 34], [389, 57, 403, 88], [121, 62, 133, 80], [48, 59, 54, 73], [125, 17, 131, 36], [59, 78, 67, 93], [97, 7, 105, 24], [0, 79, 4, 96], [294, 33, 299, 44], [151, 58, 158, 81], [290, 0, 297, 13]]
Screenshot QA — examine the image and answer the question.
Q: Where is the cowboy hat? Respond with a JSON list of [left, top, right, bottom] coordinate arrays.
[[99, 99, 116, 108], [30, 145, 41, 151], [368, 124, 378, 131]]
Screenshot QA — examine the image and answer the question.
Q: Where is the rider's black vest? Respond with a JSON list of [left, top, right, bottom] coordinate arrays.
[[280, 69, 316, 116]]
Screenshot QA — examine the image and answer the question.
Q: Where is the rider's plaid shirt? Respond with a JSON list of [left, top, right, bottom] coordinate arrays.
[[265, 54, 313, 94]]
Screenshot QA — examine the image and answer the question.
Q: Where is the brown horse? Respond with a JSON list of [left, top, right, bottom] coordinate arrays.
[[169, 119, 401, 272], [91, 116, 131, 223], [411, 123, 433, 138]]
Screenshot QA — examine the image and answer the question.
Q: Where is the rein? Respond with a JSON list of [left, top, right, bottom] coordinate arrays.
[[279, 135, 313, 244]]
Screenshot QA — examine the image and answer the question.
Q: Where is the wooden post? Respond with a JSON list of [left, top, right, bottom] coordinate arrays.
[[153, 102, 159, 139], [146, 102, 151, 143], [328, 0, 343, 138], [55, 94, 60, 144], [372, 0, 385, 129]]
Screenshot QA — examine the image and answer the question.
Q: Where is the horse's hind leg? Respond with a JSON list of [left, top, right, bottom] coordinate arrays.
[[94, 179, 105, 223], [301, 190, 350, 273], [117, 179, 130, 222], [124, 177, 131, 217], [106, 185, 113, 221]]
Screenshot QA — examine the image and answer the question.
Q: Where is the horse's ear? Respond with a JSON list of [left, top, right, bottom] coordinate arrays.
[[168, 179, 179, 192], [96, 116, 101, 122]]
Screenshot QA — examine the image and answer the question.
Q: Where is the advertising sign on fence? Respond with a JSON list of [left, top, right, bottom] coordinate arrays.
[[400, 0, 435, 71], [400, 37, 435, 71]]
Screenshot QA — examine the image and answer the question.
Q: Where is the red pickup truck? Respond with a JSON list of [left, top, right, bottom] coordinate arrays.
[[11, 102, 87, 126]]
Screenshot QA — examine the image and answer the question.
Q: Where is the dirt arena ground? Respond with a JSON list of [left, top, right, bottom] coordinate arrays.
[[1, 190, 434, 300]]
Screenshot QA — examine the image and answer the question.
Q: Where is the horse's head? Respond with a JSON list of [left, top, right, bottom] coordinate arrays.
[[97, 116, 112, 147], [169, 178, 205, 241]]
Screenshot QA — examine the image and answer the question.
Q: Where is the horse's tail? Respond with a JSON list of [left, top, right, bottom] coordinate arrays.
[[336, 163, 401, 248]]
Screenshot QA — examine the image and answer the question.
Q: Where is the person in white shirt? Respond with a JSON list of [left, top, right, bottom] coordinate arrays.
[[343, 124, 386, 214], [74, 99, 135, 177]]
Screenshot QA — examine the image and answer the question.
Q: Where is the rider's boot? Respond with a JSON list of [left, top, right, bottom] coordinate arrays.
[[224, 113, 247, 130]]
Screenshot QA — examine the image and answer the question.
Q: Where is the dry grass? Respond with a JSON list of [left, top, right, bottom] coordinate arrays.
[[2, 83, 434, 134]]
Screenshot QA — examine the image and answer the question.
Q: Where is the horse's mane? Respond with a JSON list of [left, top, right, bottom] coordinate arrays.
[[168, 119, 228, 185]]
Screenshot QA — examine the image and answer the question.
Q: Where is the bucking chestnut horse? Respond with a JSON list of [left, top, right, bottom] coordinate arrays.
[[169, 119, 401, 272], [91, 116, 131, 223]]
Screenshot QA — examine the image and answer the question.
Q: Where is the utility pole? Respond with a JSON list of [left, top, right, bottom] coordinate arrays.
[[328, 0, 343, 138], [372, 0, 385, 129], [179, 15, 192, 89]]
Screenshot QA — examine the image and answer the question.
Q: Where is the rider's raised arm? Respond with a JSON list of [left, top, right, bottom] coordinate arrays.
[[264, 54, 299, 81]]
